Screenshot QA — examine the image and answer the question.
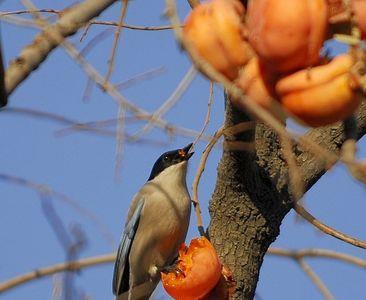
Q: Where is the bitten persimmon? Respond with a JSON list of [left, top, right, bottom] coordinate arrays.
[[247, 0, 328, 73], [326, 0, 346, 19], [276, 54, 361, 127], [202, 265, 236, 300], [161, 237, 222, 300], [183, 0, 253, 80], [233, 57, 285, 121]]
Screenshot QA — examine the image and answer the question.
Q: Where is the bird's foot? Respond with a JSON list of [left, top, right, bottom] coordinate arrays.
[[160, 261, 185, 277]]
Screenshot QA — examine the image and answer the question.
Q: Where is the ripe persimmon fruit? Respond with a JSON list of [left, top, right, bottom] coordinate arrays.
[[161, 237, 222, 300], [183, 0, 253, 80], [276, 54, 361, 127]]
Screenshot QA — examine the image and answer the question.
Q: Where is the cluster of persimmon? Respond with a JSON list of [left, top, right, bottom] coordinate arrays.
[[161, 237, 234, 300], [183, 0, 366, 127]]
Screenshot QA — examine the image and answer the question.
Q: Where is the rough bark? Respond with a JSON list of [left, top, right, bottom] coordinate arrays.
[[208, 98, 366, 299]]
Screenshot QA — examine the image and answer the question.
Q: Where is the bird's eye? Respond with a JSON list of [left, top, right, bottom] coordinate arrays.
[[163, 155, 169, 161]]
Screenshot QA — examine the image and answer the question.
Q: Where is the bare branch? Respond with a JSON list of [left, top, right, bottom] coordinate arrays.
[[192, 122, 254, 236], [114, 66, 166, 90], [79, 28, 113, 56], [267, 248, 366, 269], [103, 0, 128, 86], [294, 203, 366, 249], [114, 104, 126, 181], [298, 259, 334, 300], [0, 173, 114, 247], [0, 9, 60, 16], [0, 254, 116, 294], [192, 125, 225, 236], [4, 246, 366, 295], [0, 14, 39, 28], [88, 20, 175, 31], [192, 81, 214, 146], [130, 66, 197, 140], [5, 0, 119, 95]]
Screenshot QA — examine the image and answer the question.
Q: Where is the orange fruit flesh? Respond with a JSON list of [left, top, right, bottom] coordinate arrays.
[[162, 237, 222, 300]]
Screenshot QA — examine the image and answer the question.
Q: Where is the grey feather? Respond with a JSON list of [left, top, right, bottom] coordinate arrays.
[[112, 198, 145, 296]]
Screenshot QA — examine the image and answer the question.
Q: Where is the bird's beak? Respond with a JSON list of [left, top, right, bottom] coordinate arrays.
[[180, 143, 194, 160]]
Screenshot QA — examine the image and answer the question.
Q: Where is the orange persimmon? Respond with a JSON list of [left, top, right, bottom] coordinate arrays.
[[247, 0, 328, 73], [233, 57, 285, 121], [202, 265, 236, 300], [161, 237, 222, 300], [183, 0, 253, 80], [326, 0, 346, 19], [276, 54, 361, 127], [352, 0, 366, 38]]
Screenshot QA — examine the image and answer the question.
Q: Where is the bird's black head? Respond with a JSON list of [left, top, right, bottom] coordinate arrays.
[[147, 143, 194, 181]]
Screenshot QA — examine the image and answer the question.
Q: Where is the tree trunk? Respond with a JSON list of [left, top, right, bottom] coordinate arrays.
[[208, 96, 366, 299]]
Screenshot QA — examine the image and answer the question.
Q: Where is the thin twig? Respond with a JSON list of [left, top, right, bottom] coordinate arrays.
[[1, 107, 167, 145], [0, 173, 114, 247], [88, 20, 174, 31], [3, 246, 366, 294], [298, 259, 334, 300], [103, 0, 128, 86], [114, 104, 125, 181], [192, 81, 214, 146], [104, 0, 129, 181], [5, 0, 120, 95], [0, 14, 39, 28], [191, 122, 254, 236], [51, 274, 62, 300], [56, 115, 213, 142], [192, 125, 225, 236], [114, 66, 166, 90], [294, 203, 366, 249], [82, 77, 95, 103], [130, 66, 197, 140], [223, 140, 255, 152], [0, 9, 61, 16], [2, 103, 164, 145], [267, 248, 366, 269], [79, 28, 113, 57], [0, 254, 116, 293], [61, 39, 176, 133]]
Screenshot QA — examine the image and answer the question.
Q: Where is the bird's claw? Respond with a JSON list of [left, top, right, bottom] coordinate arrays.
[[161, 262, 185, 277]]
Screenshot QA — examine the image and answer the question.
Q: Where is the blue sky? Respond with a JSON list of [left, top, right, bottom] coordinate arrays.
[[0, 1, 365, 299]]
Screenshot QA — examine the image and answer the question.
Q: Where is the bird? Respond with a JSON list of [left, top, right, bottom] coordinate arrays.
[[112, 143, 194, 300]]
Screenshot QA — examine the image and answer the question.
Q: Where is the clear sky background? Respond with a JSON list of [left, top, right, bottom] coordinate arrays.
[[0, 1, 365, 300]]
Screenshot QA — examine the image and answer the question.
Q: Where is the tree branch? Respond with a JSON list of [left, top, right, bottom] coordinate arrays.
[[5, 0, 119, 96], [0, 254, 115, 294], [298, 259, 334, 300], [2, 246, 366, 294], [267, 248, 366, 268], [294, 203, 366, 249]]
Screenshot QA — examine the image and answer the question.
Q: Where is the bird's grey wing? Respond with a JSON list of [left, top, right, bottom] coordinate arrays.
[[112, 198, 145, 296]]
